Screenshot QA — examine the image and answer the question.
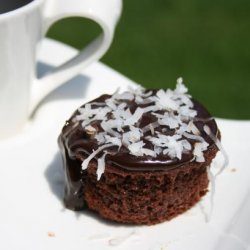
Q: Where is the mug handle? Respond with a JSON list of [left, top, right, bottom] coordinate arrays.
[[29, 0, 122, 114]]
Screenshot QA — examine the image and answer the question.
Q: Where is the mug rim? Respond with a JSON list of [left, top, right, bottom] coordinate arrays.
[[0, 0, 43, 20]]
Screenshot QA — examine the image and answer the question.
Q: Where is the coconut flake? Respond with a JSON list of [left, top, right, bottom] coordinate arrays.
[[178, 95, 194, 108], [77, 104, 110, 122], [77, 105, 111, 127], [175, 77, 188, 94], [156, 112, 181, 129], [123, 107, 144, 126], [134, 95, 144, 104], [204, 125, 228, 176], [76, 104, 94, 120], [193, 117, 214, 123], [193, 141, 209, 162], [122, 126, 142, 146], [179, 105, 197, 118], [89, 102, 106, 106], [206, 165, 215, 221], [183, 131, 204, 142], [203, 124, 228, 220], [128, 85, 152, 98], [128, 141, 145, 156], [141, 122, 159, 133], [94, 107, 111, 120], [142, 105, 159, 113], [96, 152, 108, 180], [112, 107, 131, 120], [105, 98, 117, 110], [101, 119, 123, 132], [113, 91, 134, 101], [154, 89, 179, 111], [95, 132, 106, 145], [81, 144, 115, 170], [149, 123, 155, 135], [104, 135, 122, 148], [147, 134, 190, 159], [63, 121, 80, 137], [163, 137, 188, 159], [135, 95, 153, 105], [163, 144, 182, 159], [141, 148, 156, 157], [154, 146, 163, 155], [186, 121, 200, 135], [142, 90, 153, 98], [148, 134, 181, 148]]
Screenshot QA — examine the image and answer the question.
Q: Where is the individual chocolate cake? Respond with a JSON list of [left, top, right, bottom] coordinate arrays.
[[58, 78, 220, 225]]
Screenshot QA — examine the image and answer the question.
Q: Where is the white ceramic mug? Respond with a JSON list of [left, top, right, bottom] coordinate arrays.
[[0, 0, 122, 139]]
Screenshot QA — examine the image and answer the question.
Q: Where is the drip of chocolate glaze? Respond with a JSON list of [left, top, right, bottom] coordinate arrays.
[[58, 93, 219, 209]]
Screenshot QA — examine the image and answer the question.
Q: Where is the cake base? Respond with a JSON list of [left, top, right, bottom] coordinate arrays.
[[63, 146, 218, 225]]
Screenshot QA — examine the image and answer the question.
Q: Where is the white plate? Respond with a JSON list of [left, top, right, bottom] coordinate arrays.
[[0, 38, 250, 250]]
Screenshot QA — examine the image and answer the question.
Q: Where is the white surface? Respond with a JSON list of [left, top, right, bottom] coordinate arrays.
[[0, 38, 250, 250], [0, 0, 121, 138]]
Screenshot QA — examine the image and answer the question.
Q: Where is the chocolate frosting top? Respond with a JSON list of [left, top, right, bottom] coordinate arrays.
[[59, 92, 218, 172]]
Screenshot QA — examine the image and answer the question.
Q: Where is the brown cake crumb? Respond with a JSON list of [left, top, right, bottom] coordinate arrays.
[[48, 232, 55, 237]]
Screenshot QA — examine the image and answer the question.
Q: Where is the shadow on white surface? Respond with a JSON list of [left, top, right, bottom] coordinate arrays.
[[44, 151, 136, 227], [44, 152, 64, 201], [30, 61, 91, 118], [37, 61, 91, 101]]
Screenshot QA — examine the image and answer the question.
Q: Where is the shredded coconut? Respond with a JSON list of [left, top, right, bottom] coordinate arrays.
[[122, 126, 142, 146], [123, 107, 144, 126], [128, 141, 145, 156], [203, 124, 228, 220], [97, 152, 108, 180], [73, 79, 224, 180], [81, 144, 115, 170], [141, 122, 159, 133], [206, 165, 216, 221], [193, 142, 209, 162], [204, 125, 229, 176], [175, 77, 188, 94], [154, 89, 179, 111], [149, 123, 155, 135], [156, 112, 181, 129]]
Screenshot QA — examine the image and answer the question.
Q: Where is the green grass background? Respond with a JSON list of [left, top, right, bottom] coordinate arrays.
[[47, 0, 250, 119]]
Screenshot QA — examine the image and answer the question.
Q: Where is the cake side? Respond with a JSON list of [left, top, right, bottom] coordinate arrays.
[[59, 142, 218, 224]]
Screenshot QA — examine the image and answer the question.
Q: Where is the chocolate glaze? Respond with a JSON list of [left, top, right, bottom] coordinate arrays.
[[58, 92, 219, 209]]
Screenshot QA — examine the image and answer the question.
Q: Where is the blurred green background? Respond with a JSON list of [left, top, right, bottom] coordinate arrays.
[[47, 0, 250, 119]]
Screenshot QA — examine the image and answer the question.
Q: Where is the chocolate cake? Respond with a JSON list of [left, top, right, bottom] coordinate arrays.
[[58, 78, 220, 225]]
